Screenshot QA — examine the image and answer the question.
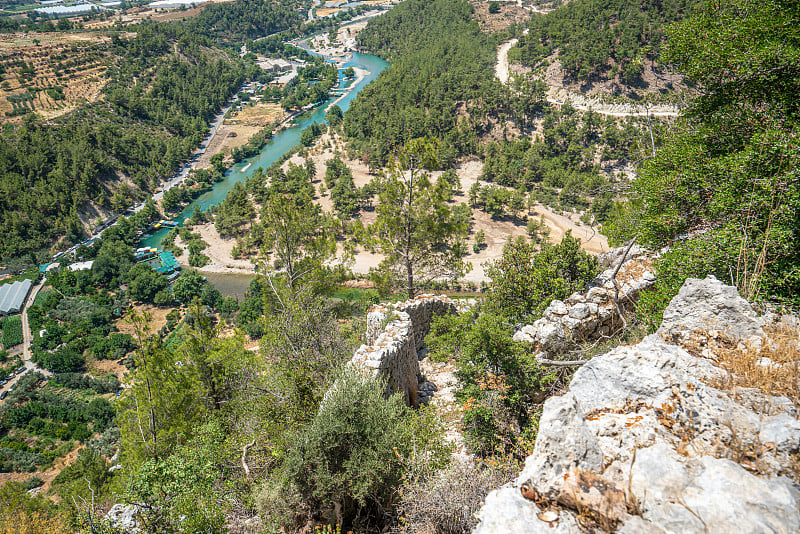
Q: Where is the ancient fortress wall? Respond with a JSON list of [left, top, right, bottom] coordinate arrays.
[[514, 245, 656, 356], [349, 294, 463, 405]]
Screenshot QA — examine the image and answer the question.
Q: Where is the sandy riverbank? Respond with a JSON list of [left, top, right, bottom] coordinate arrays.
[[195, 102, 284, 169], [180, 132, 608, 282], [327, 67, 369, 111], [174, 221, 257, 274]]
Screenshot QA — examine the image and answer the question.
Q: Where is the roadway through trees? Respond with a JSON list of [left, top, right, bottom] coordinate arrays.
[[495, 37, 682, 117]]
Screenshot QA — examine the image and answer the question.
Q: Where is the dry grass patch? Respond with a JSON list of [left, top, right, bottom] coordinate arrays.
[[115, 304, 173, 337], [395, 460, 515, 534], [711, 323, 800, 410]]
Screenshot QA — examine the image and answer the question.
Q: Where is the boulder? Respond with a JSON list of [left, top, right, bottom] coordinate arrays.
[[517, 393, 603, 501], [658, 275, 764, 345], [475, 278, 800, 533], [105, 504, 142, 533]]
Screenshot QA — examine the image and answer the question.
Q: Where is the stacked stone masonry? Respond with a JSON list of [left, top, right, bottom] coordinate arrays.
[[349, 294, 465, 405], [475, 276, 800, 533], [513, 244, 655, 357]]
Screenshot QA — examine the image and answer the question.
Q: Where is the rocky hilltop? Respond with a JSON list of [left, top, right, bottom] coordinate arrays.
[[475, 276, 800, 533]]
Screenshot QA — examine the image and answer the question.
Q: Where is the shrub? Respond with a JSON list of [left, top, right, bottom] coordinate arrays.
[[22, 476, 43, 491], [485, 231, 598, 322], [633, 236, 737, 332], [427, 310, 555, 457], [396, 460, 514, 534], [283, 368, 449, 529]]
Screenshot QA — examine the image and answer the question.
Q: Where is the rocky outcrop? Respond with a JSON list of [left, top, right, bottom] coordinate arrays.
[[513, 245, 655, 356], [658, 275, 765, 346], [475, 276, 800, 533], [349, 294, 463, 405], [105, 504, 142, 533]]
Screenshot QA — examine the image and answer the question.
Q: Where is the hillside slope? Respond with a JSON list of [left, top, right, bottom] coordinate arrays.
[[476, 276, 800, 532]]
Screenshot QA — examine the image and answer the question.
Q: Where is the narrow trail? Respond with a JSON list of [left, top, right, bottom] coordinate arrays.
[[419, 356, 470, 461], [494, 38, 517, 85], [495, 37, 682, 118]]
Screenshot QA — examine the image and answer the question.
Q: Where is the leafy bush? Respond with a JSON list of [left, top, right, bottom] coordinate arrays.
[[0, 445, 44, 473], [485, 231, 599, 322], [35, 346, 85, 373], [22, 476, 43, 491], [283, 369, 449, 529], [51, 448, 112, 504], [125, 421, 227, 534], [88, 426, 121, 457]]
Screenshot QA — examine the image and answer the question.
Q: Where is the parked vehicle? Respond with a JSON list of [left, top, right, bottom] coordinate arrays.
[[0, 391, 6, 400]]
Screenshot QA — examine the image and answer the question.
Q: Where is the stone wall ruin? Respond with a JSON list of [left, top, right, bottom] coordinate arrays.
[[349, 294, 465, 405], [513, 244, 656, 359]]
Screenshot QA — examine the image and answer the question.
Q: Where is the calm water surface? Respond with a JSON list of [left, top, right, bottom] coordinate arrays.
[[140, 52, 388, 248]]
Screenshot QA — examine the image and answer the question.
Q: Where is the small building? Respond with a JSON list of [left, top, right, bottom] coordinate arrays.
[[257, 58, 293, 73], [135, 248, 180, 275], [68, 260, 94, 272], [0, 279, 33, 316]]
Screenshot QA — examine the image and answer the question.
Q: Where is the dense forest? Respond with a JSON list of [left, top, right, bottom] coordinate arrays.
[[607, 0, 800, 312], [187, 0, 306, 42], [345, 0, 527, 167], [514, 0, 701, 83], [0, 23, 248, 261]]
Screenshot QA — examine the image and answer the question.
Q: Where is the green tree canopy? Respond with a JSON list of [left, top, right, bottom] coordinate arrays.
[[92, 239, 135, 287], [608, 0, 800, 303], [258, 192, 338, 294], [368, 139, 470, 297], [171, 269, 207, 304], [486, 232, 599, 321], [126, 264, 169, 304]]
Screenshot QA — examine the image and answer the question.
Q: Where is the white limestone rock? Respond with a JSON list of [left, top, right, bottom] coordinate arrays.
[[476, 277, 800, 534], [105, 504, 142, 533], [658, 275, 764, 344], [518, 393, 603, 501], [631, 443, 800, 533], [473, 484, 582, 534]]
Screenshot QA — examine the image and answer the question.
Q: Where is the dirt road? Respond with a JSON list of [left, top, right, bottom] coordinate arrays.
[[495, 38, 518, 85], [1, 278, 51, 396], [495, 37, 682, 117]]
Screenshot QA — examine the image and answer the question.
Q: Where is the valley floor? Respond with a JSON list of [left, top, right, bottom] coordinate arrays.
[[173, 132, 609, 281]]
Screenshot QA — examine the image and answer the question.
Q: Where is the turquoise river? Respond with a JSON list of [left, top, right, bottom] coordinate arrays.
[[140, 51, 388, 249]]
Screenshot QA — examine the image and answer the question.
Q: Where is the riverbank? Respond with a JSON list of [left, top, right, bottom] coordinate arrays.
[[180, 131, 608, 283], [138, 51, 390, 250], [195, 102, 284, 170]]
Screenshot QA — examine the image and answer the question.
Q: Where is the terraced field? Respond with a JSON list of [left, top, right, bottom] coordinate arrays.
[[0, 32, 115, 121]]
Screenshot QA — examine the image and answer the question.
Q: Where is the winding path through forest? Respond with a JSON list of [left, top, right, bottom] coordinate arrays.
[[495, 37, 682, 117]]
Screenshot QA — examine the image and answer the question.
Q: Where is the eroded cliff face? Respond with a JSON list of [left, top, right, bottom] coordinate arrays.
[[475, 276, 800, 533]]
